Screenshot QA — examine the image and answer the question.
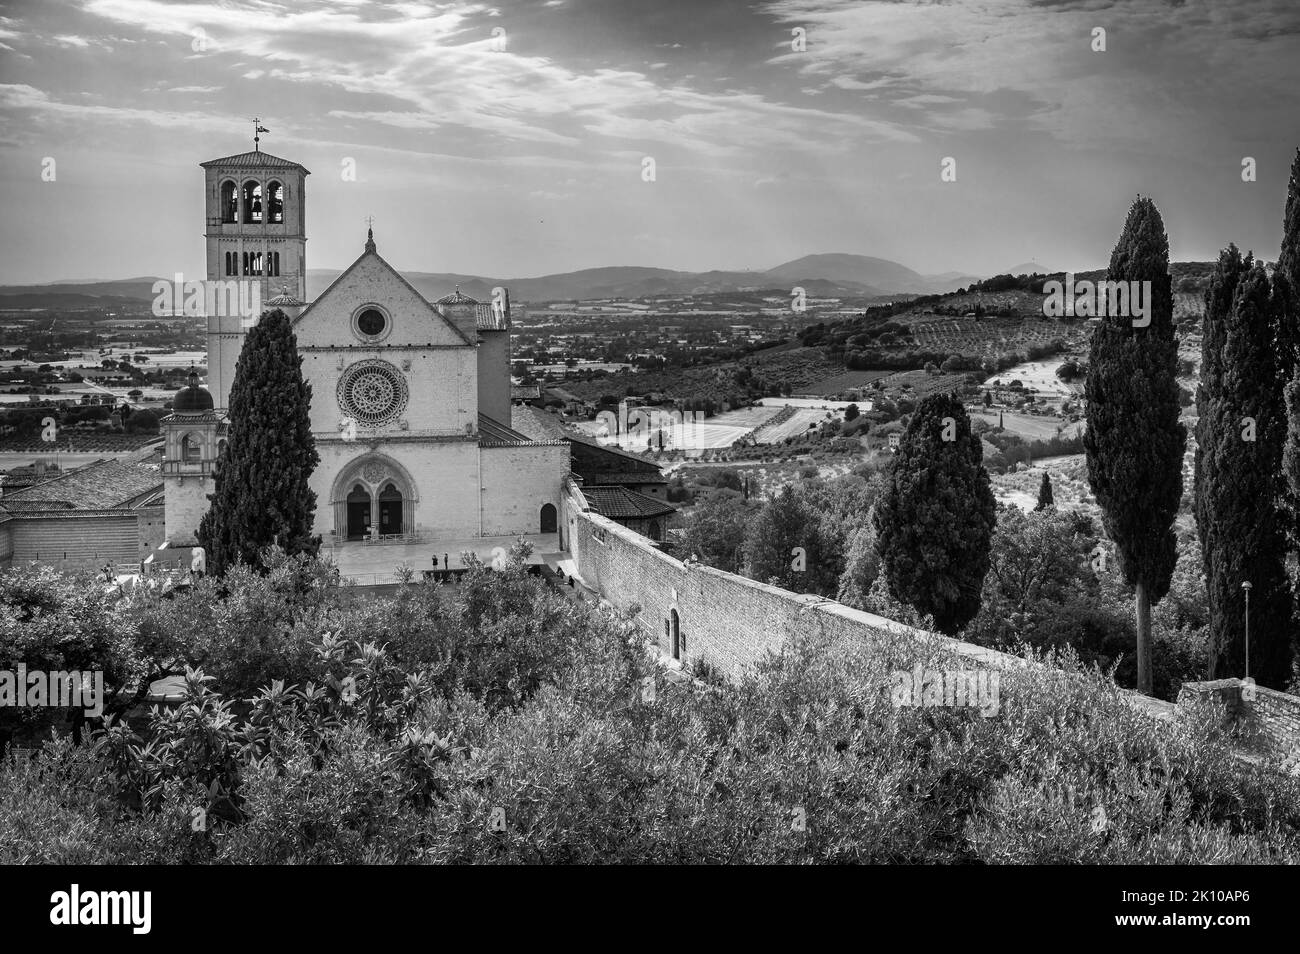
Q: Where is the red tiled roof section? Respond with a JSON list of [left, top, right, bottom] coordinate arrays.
[[0, 451, 162, 511], [581, 486, 676, 520]]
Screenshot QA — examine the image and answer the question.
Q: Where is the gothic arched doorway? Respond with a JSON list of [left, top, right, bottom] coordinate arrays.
[[540, 503, 557, 534], [378, 482, 403, 535], [330, 453, 419, 543], [346, 484, 371, 540]]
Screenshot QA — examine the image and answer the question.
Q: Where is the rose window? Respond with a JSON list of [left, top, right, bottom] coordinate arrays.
[[337, 359, 408, 426]]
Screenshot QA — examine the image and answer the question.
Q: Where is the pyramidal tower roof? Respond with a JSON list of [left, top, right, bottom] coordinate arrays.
[[199, 150, 310, 173]]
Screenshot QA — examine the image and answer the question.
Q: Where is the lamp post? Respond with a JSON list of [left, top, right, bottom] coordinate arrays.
[[1241, 580, 1252, 681]]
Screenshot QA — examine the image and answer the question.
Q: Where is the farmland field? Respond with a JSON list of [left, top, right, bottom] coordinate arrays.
[[991, 454, 1097, 514], [575, 404, 783, 451], [797, 369, 894, 396], [987, 358, 1084, 407], [755, 406, 836, 443], [877, 370, 968, 399], [972, 409, 1083, 441]]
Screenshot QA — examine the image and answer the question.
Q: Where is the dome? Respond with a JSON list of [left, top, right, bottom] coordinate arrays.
[[173, 373, 214, 412], [435, 284, 479, 305]]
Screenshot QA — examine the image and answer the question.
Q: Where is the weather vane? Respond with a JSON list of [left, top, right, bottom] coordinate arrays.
[[253, 117, 269, 152], [365, 215, 375, 229]]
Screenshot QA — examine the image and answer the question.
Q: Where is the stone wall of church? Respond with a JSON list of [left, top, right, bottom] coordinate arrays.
[[301, 346, 478, 439], [314, 439, 483, 540], [479, 443, 569, 536], [163, 475, 209, 546], [477, 331, 512, 426]]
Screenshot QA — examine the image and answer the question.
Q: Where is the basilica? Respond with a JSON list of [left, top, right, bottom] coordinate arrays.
[[161, 145, 570, 551], [0, 143, 672, 578]]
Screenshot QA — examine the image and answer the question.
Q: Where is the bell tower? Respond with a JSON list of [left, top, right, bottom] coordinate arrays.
[[200, 134, 309, 411]]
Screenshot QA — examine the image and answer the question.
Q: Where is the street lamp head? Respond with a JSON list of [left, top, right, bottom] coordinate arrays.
[[1241, 581, 1253, 591]]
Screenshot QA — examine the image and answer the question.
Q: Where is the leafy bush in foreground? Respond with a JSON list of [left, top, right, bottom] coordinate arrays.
[[1, 550, 1297, 863]]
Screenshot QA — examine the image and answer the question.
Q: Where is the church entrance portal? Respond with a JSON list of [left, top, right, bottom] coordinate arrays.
[[378, 483, 404, 535], [346, 485, 371, 540]]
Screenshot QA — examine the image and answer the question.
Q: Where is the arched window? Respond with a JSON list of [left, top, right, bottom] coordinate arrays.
[[181, 434, 201, 462], [272, 251, 280, 277], [241, 180, 262, 224], [241, 251, 249, 275], [267, 180, 284, 224], [220, 181, 237, 223], [250, 252, 263, 276]]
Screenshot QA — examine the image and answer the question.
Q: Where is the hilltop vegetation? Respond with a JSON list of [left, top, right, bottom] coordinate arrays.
[[1, 550, 1295, 864]]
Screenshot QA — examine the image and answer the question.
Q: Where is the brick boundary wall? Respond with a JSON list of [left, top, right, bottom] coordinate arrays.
[[564, 487, 1300, 769]]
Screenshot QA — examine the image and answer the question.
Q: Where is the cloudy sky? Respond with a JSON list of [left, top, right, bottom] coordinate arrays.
[[1, 0, 1298, 284]]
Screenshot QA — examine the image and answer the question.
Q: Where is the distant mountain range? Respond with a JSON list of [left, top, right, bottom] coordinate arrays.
[[0, 254, 1039, 308]]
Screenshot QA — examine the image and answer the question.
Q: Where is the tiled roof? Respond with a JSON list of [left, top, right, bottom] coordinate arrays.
[[510, 405, 571, 442], [200, 150, 310, 172], [436, 288, 479, 305], [0, 450, 162, 511], [580, 472, 667, 486], [474, 303, 509, 331], [477, 413, 564, 446], [266, 291, 306, 307], [581, 486, 676, 520], [569, 434, 664, 473]]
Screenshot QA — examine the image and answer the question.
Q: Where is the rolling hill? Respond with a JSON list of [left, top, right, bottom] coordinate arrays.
[[0, 256, 1020, 308]]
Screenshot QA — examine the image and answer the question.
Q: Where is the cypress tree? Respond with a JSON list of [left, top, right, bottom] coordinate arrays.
[[1034, 472, 1054, 511], [1196, 249, 1292, 686], [1276, 148, 1300, 366], [873, 393, 996, 634], [1083, 197, 1185, 694], [1279, 150, 1300, 545], [199, 308, 320, 575]]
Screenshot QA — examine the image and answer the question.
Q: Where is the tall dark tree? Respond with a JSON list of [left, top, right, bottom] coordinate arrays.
[[1196, 249, 1292, 687], [1279, 150, 1300, 549], [199, 309, 320, 575], [873, 393, 996, 634], [1083, 197, 1185, 694], [1276, 148, 1300, 368], [1034, 472, 1054, 511]]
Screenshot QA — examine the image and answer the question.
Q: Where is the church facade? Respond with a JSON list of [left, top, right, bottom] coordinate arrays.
[[164, 146, 569, 549]]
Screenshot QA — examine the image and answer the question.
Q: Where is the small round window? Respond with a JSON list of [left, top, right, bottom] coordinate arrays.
[[357, 308, 387, 337]]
